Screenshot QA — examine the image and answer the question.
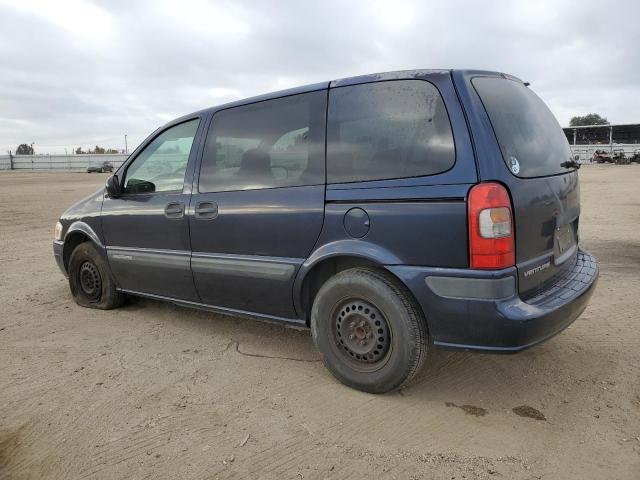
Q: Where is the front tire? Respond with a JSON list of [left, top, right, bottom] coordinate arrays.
[[311, 267, 427, 393], [68, 242, 124, 309]]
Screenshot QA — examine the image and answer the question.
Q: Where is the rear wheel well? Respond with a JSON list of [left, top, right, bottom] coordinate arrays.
[[63, 232, 89, 273], [301, 256, 420, 326]]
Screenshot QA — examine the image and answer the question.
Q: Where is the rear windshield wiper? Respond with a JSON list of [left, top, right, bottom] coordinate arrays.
[[560, 159, 581, 170]]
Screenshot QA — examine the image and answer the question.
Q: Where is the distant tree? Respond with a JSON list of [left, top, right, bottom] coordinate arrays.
[[569, 114, 609, 127], [16, 144, 34, 155], [75, 145, 120, 154]]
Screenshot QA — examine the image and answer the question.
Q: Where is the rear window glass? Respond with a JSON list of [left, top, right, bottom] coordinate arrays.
[[327, 80, 455, 184], [472, 77, 573, 178]]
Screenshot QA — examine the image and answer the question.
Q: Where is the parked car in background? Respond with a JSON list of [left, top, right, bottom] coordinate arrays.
[[593, 149, 630, 165], [610, 149, 630, 165], [87, 161, 114, 173], [592, 149, 613, 163], [53, 69, 598, 393]]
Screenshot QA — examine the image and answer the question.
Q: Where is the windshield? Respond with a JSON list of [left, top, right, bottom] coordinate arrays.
[[473, 77, 573, 178]]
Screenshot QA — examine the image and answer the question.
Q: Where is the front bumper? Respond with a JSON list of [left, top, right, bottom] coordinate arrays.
[[53, 240, 67, 277], [388, 249, 598, 352]]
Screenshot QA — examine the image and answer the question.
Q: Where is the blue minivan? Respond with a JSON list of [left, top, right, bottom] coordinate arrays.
[[53, 70, 598, 393]]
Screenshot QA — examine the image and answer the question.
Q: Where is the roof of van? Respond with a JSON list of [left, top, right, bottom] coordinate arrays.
[[172, 68, 513, 124], [206, 69, 452, 113]]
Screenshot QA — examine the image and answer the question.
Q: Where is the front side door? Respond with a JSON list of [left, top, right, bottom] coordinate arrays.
[[189, 90, 327, 319], [102, 118, 203, 301]]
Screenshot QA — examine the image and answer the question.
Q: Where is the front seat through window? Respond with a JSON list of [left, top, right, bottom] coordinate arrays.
[[238, 148, 273, 184]]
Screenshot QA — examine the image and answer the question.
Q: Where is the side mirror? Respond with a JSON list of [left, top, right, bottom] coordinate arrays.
[[105, 175, 121, 197]]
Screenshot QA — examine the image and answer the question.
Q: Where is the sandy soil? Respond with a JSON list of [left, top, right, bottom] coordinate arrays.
[[0, 166, 638, 479]]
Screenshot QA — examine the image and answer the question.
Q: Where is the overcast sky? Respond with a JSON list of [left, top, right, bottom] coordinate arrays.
[[1, 0, 639, 154]]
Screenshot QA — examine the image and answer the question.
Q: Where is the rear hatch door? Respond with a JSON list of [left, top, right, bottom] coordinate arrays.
[[472, 76, 580, 298]]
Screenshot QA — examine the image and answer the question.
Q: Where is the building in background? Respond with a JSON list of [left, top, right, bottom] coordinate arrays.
[[563, 124, 640, 163]]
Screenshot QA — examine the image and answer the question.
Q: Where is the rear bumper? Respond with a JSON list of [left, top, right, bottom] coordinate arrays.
[[53, 240, 67, 277], [388, 249, 598, 352]]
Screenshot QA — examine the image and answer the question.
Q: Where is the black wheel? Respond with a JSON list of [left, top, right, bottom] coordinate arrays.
[[311, 267, 428, 393], [68, 242, 124, 309]]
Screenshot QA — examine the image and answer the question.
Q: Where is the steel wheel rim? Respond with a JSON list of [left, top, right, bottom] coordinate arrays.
[[330, 298, 391, 372], [79, 261, 101, 300]]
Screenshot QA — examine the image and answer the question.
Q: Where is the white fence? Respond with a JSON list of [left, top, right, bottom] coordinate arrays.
[[0, 154, 129, 171], [1, 147, 638, 172], [569, 144, 640, 163]]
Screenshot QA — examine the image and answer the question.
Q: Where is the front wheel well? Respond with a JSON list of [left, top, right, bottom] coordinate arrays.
[[63, 232, 90, 273], [300, 256, 422, 326]]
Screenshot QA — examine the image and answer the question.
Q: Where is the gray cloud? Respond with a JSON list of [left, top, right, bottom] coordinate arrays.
[[0, 0, 638, 154]]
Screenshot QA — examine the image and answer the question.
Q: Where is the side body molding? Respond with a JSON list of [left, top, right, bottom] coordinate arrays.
[[292, 239, 403, 317]]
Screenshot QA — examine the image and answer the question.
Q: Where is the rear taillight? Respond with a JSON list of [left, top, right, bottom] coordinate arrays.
[[468, 182, 515, 269]]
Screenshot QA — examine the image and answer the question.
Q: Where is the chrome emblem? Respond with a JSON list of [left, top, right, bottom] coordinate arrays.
[[523, 261, 550, 277]]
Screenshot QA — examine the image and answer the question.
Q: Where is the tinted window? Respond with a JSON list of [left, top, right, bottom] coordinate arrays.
[[124, 119, 199, 194], [199, 91, 326, 193], [472, 77, 573, 178], [327, 80, 454, 183]]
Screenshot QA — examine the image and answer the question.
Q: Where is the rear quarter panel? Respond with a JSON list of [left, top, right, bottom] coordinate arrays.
[[322, 187, 471, 267], [309, 71, 477, 269]]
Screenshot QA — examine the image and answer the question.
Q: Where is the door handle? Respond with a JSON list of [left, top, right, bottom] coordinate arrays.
[[164, 202, 185, 219], [195, 201, 218, 219]]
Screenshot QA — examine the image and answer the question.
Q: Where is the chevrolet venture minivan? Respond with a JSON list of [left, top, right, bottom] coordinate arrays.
[[53, 70, 598, 393]]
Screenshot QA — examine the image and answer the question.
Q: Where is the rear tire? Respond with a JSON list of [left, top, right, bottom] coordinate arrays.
[[68, 242, 124, 309], [311, 267, 428, 393]]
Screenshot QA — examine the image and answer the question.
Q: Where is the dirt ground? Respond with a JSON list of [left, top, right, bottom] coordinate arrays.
[[0, 166, 638, 480]]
